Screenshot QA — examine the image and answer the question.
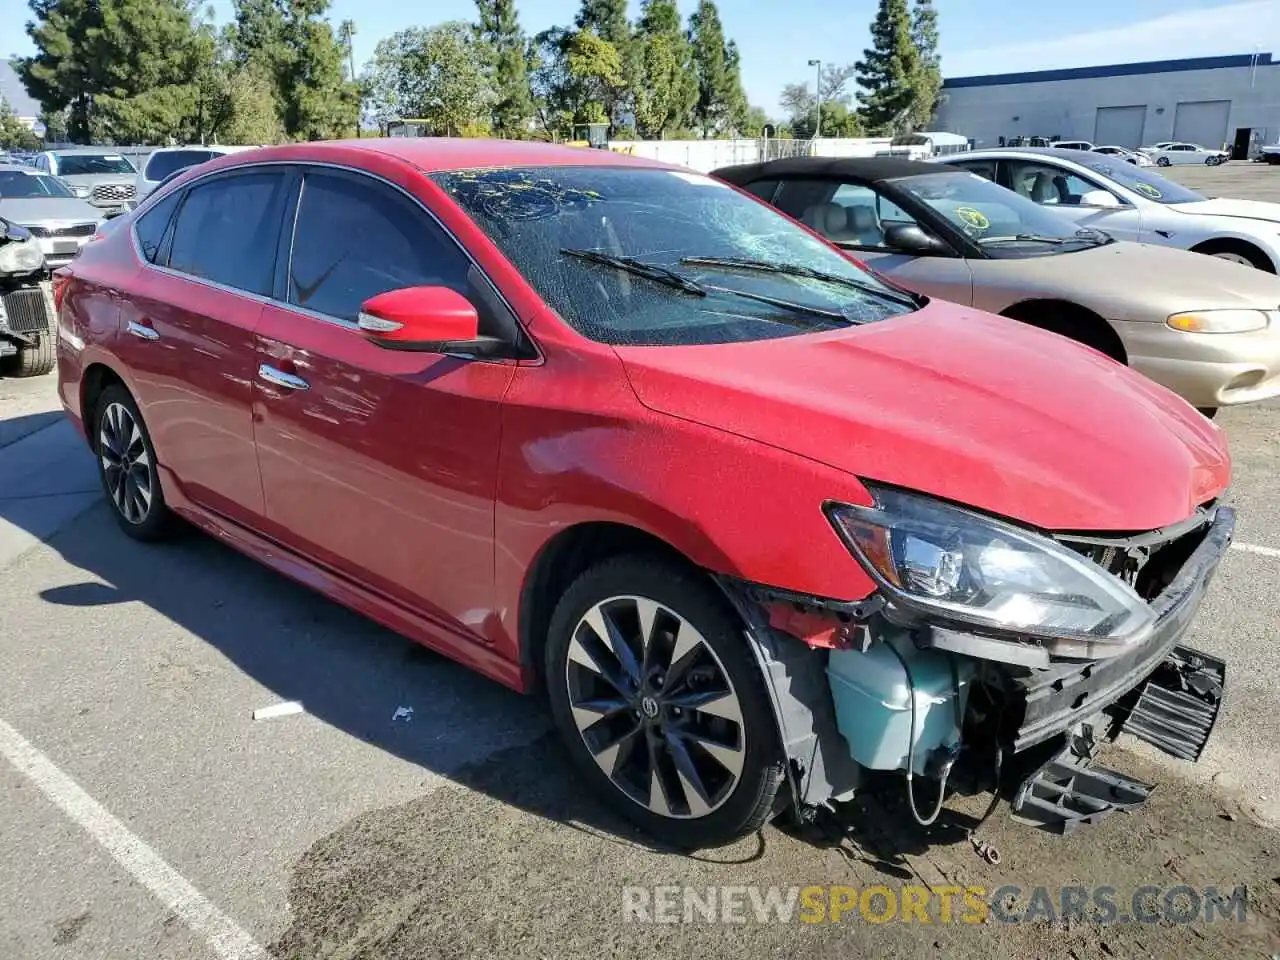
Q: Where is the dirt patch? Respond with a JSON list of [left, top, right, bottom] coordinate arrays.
[[271, 736, 1280, 959], [51, 910, 90, 947]]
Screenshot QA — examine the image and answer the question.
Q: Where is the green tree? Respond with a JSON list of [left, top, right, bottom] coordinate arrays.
[[572, 0, 633, 127], [855, 0, 919, 135], [475, 0, 533, 136], [0, 98, 42, 150], [633, 0, 696, 138], [910, 0, 941, 130], [223, 65, 283, 143], [741, 104, 769, 137], [231, 0, 356, 141], [688, 2, 746, 136], [19, 0, 206, 144], [363, 23, 490, 136]]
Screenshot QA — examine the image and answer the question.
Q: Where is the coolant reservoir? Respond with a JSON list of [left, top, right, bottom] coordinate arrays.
[[827, 636, 975, 775]]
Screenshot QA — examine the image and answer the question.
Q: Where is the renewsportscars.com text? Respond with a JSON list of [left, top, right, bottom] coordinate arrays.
[[621, 884, 1250, 925]]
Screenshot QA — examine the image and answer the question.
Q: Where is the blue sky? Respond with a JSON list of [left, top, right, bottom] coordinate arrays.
[[4, 0, 1275, 115]]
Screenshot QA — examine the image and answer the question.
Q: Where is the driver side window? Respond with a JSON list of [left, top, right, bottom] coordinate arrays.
[[289, 171, 474, 324], [776, 179, 921, 250], [1004, 161, 1113, 207]]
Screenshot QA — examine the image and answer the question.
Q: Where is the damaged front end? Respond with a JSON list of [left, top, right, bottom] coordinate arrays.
[[718, 487, 1234, 837]]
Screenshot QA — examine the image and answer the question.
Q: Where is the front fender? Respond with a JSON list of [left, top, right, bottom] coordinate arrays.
[[493, 355, 877, 664]]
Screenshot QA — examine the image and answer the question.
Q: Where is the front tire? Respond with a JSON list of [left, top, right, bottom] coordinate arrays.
[[94, 384, 176, 541], [545, 556, 784, 849], [0, 336, 55, 377]]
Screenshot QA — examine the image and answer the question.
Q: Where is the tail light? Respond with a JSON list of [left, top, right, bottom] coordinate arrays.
[[52, 269, 71, 312]]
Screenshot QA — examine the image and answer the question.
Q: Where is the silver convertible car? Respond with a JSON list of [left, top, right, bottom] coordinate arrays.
[[714, 156, 1280, 416]]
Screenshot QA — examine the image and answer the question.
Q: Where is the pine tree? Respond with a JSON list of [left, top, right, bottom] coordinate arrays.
[[575, 0, 629, 47], [910, 0, 941, 131], [19, 0, 204, 143], [476, 0, 533, 136], [855, 0, 919, 135], [572, 0, 633, 127], [231, 0, 356, 141], [688, 1, 746, 137], [633, 0, 697, 138]]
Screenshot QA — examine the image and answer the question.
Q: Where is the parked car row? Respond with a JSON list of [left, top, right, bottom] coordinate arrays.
[[43, 138, 1240, 851]]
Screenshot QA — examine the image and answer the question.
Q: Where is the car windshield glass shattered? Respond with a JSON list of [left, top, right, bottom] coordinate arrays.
[[890, 171, 1111, 256], [1077, 154, 1204, 205], [432, 165, 918, 346]]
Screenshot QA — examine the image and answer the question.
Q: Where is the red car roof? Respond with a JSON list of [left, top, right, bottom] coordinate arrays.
[[212, 137, 677, 174]]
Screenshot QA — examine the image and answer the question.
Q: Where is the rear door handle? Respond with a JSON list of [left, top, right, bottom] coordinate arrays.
[[258, 364, 310, 391], [126, 319, 159, 341]]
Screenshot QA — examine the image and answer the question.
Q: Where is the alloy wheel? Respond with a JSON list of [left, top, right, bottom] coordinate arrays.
[[99, 401, 153, 525], [564, 595, 746, 819], [1211, 251, 1254, 266]]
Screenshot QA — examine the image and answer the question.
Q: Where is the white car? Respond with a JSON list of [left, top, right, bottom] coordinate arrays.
[[1050, 140, 1095, 152], [135, 145, 258, 199], [1148, 142, 1229, 167], [936, 147, 1280, 270], [1092, 145, 1153, 167]]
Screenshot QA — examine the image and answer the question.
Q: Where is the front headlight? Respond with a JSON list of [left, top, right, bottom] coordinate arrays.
[[72, 185, 91, 199], [1167, 309, 1273, 334], [827, 485, 1155, 655], [0, 237, 45, 274]]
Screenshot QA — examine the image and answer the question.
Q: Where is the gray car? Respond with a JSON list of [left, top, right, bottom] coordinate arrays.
[[714, 156, 1280, 415], [0, 165, 102, 267], [32, 147, 138, 211]]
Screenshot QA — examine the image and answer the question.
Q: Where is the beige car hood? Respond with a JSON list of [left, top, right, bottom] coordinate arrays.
[[970, 241, 1280, 320]]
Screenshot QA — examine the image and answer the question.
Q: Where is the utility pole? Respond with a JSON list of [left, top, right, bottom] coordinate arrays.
[[808, 59, 822, 139], [340, 20, 358, 138]]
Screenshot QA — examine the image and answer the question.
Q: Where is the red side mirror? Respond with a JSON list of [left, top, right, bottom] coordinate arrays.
[[357, 286, 484, 353]]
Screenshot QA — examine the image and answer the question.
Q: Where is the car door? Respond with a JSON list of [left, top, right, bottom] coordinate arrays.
[[252, 166, 517, 639], [1001, 157, 1142, 241], [772, 177, 974, 304], [113, 167, 289, 524]]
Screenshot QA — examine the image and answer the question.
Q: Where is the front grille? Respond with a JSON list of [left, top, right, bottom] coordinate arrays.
[[1055, 503, 1217, 602], [90, 182, 136, 203], [1, 287, 54, 334], [26, 223, 96, 239]]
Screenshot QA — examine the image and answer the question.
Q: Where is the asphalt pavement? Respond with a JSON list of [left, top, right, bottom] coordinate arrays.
[[2, 166, 1280, 958]]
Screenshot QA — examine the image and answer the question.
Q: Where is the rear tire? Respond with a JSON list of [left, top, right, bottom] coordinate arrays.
[[544, 555, 784, 850], [94, 384, 177, 541], [1157, 156, 1171, 167], [0, 336, 55, 377]]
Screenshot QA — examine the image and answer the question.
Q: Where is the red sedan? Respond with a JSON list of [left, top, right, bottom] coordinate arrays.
[[56, 139, 1234, 849]]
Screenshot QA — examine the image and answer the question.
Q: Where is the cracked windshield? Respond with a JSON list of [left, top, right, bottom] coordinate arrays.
[[435, 166, 917, 345]]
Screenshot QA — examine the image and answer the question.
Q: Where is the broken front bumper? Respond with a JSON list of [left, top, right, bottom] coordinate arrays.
[[1001, 505, 1234, 753]]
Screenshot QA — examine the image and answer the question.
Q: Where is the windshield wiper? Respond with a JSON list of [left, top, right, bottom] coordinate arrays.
[[680, 255, 918, 308], [561, 248, 849, 324], [978, 234, 1075, 245], [560, 248, 707, 295]]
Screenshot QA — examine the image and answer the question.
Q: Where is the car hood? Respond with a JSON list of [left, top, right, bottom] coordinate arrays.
[[0, 197, 101, 225], [615, 301, 1229, 532], [979, 240, 1280, 315], [1174, 197, 1280, 224], [57, 173, 134, 187]]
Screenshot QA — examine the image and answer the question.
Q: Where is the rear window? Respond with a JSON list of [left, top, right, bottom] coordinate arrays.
[[145, 150, 217, 182], [166, 171, 287, 294], [55, 154, 136, 175], [134, 191, 182, 263]]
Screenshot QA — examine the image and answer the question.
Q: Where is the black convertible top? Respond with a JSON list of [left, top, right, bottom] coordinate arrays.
[[712, 155, 948, 185]]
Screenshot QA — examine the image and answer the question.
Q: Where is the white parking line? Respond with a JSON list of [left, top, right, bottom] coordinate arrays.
[[0, 717, 270, 960], [1232, 542, 1280, 559]]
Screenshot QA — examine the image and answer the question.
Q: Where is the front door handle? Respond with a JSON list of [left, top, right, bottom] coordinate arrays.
[[258, 364, 310, 391], [126, 319, 159, 341]]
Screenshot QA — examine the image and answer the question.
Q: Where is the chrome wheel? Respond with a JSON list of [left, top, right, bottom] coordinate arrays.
[[564, 595, 745, 819], [99, 401, 153, 525], [1212, 251, 1253, 266]]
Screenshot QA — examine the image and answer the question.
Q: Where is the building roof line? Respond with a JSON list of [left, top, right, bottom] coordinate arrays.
[[943, 51, 1274, 89]]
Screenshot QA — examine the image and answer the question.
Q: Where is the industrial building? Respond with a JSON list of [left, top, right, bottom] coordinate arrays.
[[934, 52, 1279, 157]]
